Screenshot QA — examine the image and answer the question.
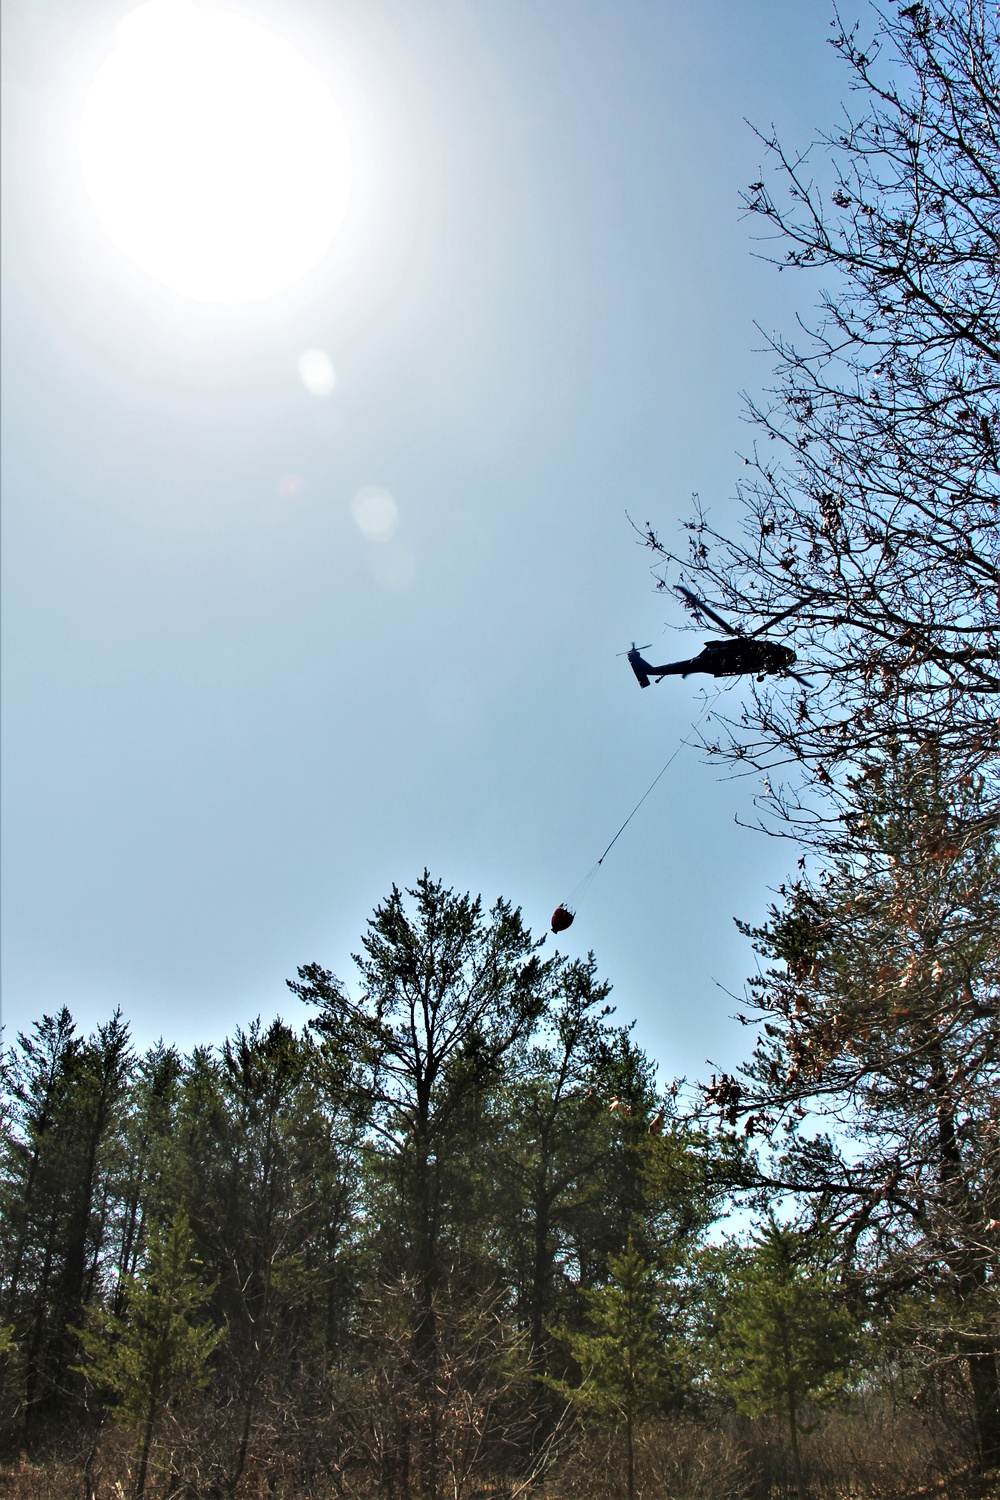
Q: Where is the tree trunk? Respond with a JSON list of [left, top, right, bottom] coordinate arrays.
[[928, 1036, 1000, 1468], [134, 1387, 159, 1500], [529, 1176, 551, 1370], [625, 1407, 635, 1500], [527, 1168, 558, 1453], [227, 1382, 257, 1500], [968, 1351, 1000, 1470], [413, 1278, 438, 1500], [410, 1101, 439, 1500], [83, 1415, 103, 1500], [787, 1387, 805, 1500]]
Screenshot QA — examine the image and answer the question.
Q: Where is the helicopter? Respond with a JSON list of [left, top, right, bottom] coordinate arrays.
[[627, 586, 813, 689]]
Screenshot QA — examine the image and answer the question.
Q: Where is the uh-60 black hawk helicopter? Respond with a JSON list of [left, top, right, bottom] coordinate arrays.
[[627, 586, 813, 689]]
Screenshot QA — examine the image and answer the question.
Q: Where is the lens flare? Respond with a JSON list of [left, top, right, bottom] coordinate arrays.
[[298, 350, 336, 395], [351, 486, 398, 542]]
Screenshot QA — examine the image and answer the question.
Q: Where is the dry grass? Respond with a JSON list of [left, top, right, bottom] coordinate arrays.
[[2, 1410, 997, 1500]]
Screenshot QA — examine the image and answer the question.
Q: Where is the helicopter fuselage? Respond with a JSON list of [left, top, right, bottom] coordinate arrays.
[[628, 638, 796, 688]]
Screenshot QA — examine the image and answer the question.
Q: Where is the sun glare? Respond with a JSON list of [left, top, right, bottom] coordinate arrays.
[[79, 0, 353, 303]]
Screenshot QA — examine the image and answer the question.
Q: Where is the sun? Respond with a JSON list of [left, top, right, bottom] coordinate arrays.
[[79, 0, 353, 303]]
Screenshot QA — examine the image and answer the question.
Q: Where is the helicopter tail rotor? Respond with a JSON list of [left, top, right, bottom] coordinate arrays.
[[626, 644, 653, 689]]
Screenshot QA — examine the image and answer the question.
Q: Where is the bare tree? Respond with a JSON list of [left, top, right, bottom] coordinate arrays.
[[643, 0, 999, 812]]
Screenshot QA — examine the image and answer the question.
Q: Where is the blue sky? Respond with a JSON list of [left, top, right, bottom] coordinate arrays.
[[2, 0, 856, 1082]]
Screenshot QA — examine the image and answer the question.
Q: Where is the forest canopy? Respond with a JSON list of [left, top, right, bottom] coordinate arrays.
[[2, 855, 998, 1498]]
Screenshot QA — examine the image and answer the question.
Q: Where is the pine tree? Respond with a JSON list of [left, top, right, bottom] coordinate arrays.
[[109, 1042, 185, 1318], [496, 960, 627, 1382], [550, 1239, 682, 1500], [707, 1220, 860, 1500], [291, 872, 555, 1500], [723, 749, 1000, 1465], [0, 1009, 132, 1447], [76, 1208, 222, 1500]]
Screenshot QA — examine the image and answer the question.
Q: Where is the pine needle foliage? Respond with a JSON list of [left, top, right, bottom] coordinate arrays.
[[75, 1209, 222, 1499]]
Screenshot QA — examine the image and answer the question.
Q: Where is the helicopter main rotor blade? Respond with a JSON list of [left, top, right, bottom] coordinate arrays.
[[747, 592, 819, 639], [674, 585, 739, 637], [786, 670, 814, 688]]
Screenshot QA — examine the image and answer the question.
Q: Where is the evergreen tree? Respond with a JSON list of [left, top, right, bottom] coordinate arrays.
[[76, 1208, 222, 1499], [550, 1239, 682, 1500], [0, 1008, 82, 1446], [496, 958, 625, 1385], [720, 750, 1000, 1465], [706, 1220, 860, 1500], [108, 1042, 185, 1318], [291, 872, 556, 1500], [0, 1009, 132, 1448], [169, 1019, 361, 1497]]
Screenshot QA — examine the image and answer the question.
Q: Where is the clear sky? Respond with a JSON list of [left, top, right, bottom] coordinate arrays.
[[1, 0, 856, 1083]]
